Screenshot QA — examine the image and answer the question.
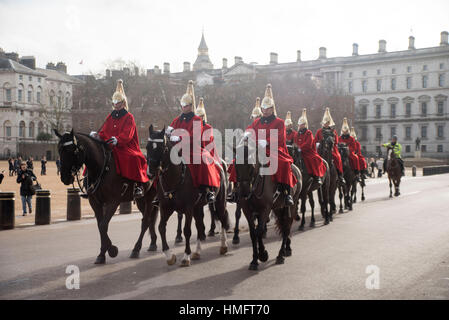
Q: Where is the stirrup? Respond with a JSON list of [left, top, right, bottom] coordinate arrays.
[[206, 191, 215, 204], [80, 193, 89, 199], [285, 194, 294, 206], [134, 186, 144, 199]]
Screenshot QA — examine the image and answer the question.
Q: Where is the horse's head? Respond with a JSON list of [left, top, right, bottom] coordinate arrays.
[[233, 138, 257, 197], [54, 129, 85, 185], [318, 132, 335, 160], [146, 124, 166, 178], [338, 143, 349, 160]]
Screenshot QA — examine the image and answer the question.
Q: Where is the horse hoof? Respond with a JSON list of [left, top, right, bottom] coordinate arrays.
[[180, 259, 191, 267], [276, 256, 285, 264], [232, 237, 240, 245], [349, 207, 353, 211], [147, 244, 157, 252], [310, 222, 315, 228], [207, 230, 215, 237], [248, 263, 258, 271], [129, 251, 139, 259], [258, 250, 268, 262], [220, 246, 228, 255], [339, 209, 344, 214], [285, 249, 292, 257], [192, 252, 201, 260], [108, 245, 118, 258], [330, 216, 333, 222], [167, 254, 176, 266], [94, 256, 106, 264], [262, 233, 267, 239], [294, 214, 300, 221], [362, 196, 365, 201], [298, 225, 304, 231], [175, 236, 183, 244], [324, 220, 329, 225]]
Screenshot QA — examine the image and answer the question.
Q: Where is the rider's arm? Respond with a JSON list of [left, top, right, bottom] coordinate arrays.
[[115, 114, 136, 146]]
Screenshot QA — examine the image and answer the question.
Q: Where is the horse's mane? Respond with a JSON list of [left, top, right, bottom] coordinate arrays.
[[76, 132, 110, 148]]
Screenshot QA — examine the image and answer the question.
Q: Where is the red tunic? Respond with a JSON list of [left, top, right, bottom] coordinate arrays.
[[314, 128, 343, 174], [246, 116, 297, 188], [202, 122, 218, 161], [228, 159, 237, 183], [354, 140, 367, 170], [98, 110, 149, 183], [285, 129, 297, 145], [339, 134, 361, 171], [170, 113, 220, 188], [294, 129, 327, 177]]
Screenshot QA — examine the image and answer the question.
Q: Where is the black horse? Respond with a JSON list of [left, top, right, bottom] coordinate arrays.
[[234, 141, 302, 270], [317, 130, 338, 218], [337, 144, 356, 212], [55, 129, 158, 264], [146, 125, 230, 267]]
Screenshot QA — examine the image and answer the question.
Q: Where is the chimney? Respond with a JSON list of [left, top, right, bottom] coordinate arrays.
[[56, 62, 67, 73], [134, 66, 139, 76], [270, 52, 278, 64], [20, 56, 36, 69], [154, 65, 161, 75], [106, 69, 111, 78], [46, 62, 56, 70], [352, 43, 359, 56], [296, 50, 302, 62], [378, 40, 387, 53], [234, 56, 243, 64], [5, 52, 19, 62], [441, 31, 449, 46], [319, 47, 327, 59], [183, 61, 191, 72], [163, 62, 170, 74], [408, 36, 415, 50], [222, 58, 228, 69]]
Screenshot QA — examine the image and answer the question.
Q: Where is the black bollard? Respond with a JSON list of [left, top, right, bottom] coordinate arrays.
[[35, 190, 51, 225], [412, 165, 416, 177], [0, 192, 15, 230], [119, 201, 132, 214], [67, 188, 81, 221]]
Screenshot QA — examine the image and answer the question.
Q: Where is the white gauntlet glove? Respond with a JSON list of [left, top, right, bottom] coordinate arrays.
[[109, 136, 118, 146], [165, 126, 174, 136], [89, 131, 98, 138], [170, 135, 181, 142], [316, 142, 320, 149], [297, 147, 302, 152], [258, 140, 268, 148], [243, 131, 251, 140]]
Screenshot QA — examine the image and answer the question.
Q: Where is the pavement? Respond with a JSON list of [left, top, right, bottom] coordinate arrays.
[[0, 173, 448, 300]]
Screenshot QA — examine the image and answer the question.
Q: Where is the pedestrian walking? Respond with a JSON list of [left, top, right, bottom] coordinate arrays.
[[41, 156, 47, 175], [376, 158, 384, 177], [8, 158, 14, 176], [27, 157, 34, 170], [16, 162, 37, 216], [370, 158, 377, 178]]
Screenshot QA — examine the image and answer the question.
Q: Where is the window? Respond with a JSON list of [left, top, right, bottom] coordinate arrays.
[[405, 103, 412, 117], [437, 125, 444, 138], [37, 91, 41, 103], [30, 111, 33, 116], [421, 126, 427, 138], [50, 95, 54, 106], [6, 89, 11, 101], [391, 78, 396, 90], [19, 75, 23, 80], [405, 126, 412, 140], [376, 128, 382, 139], [390, 104, 396, 118], [422, 76, 428, 88], [19, 121, 25, 138], [390, 127, 396, 138], [38, 77, 41, 83], [27, 90, 32, 103], [18, 89, 23, 101], [437, 102, 444, 115], [349, 72, 353, 78], [376, 105, 381, 118], [360, 105, 367, 119], [58, 96, 62, 107], [392, 68, 396, 74], [421, 103, 427, 116], [422, 145, 427, 152], [439, 74, 445, 87], [407, 77, 412, 89], [361, 127, 367, 141], [377, 69, 381, 75], [362, 80, 367, 93], [423, 65, 428, 71], [363, 71, 367, 76], [437, 145, 443, 153], [407, 66, 412, 73], [29, 76, 32, 81], [20, 110, 24, 116], [65, 96, 69, 107], [29, 122, 35, 138], [348, 81, 353, 93], [440, 63, 444, 70], [406, 145, 411, 153], [376, 146, 381, 155], [377, 79, 382, 92]]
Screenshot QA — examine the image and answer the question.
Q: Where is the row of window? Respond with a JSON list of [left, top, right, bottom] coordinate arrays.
[[2, 120, 47, 139], [3, 88, 70, 106], [349, 74, 446, 93], [374, 144, 444, 154], [360, 101, 446, 119], [359, 125, 445, 142], [348, 63, 445, 78], [18, 75, 42, 83]]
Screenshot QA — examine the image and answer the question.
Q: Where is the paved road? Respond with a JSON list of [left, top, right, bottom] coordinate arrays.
[[1, 174, 448, 300]]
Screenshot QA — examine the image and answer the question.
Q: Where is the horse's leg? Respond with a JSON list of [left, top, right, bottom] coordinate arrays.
[[220, 223, 228, 255], [276, 207, 293, 264], [389, 177, 393, 198], [353, 182, 357, 203], [232, 203, 242, 245], [394, 178, 400, 197], [256, 213, 268, 264], [97, 202, 120, 263], [309, 191, 316, 227], [192, 206, 206, 260], [159, 209, 176, 265], [130, 208, 150, 258], [175, 211, 183, 243], [338, 186, 344, 213], [91, 198, 107, 264], [299, 197, 306, 230], [180, 209, 194, 267], [247, 214, 259, 270], [207, 204, 216, 237], [361, 183, 366, 201], [147, 205, 158, 251]]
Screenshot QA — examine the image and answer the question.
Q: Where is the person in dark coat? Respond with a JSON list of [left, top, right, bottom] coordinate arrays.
[[27, 157, 34, 170], [16, 162, 37, 216], [8, 158, 14, 176], [56, 157, 61, 176], [0, 170, 4, 185], [41, 156, 47, 175]]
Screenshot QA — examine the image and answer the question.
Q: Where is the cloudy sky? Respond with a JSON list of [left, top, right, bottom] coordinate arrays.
[[1, 0, 448, 75]]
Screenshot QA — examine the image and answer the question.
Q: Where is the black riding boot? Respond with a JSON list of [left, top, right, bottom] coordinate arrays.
[[337, 171, 344, 186], [283, 184, 294, 206], [134, 183, 144, 199], [201, 185, 215, 204], [313, 175, 323, 186]]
